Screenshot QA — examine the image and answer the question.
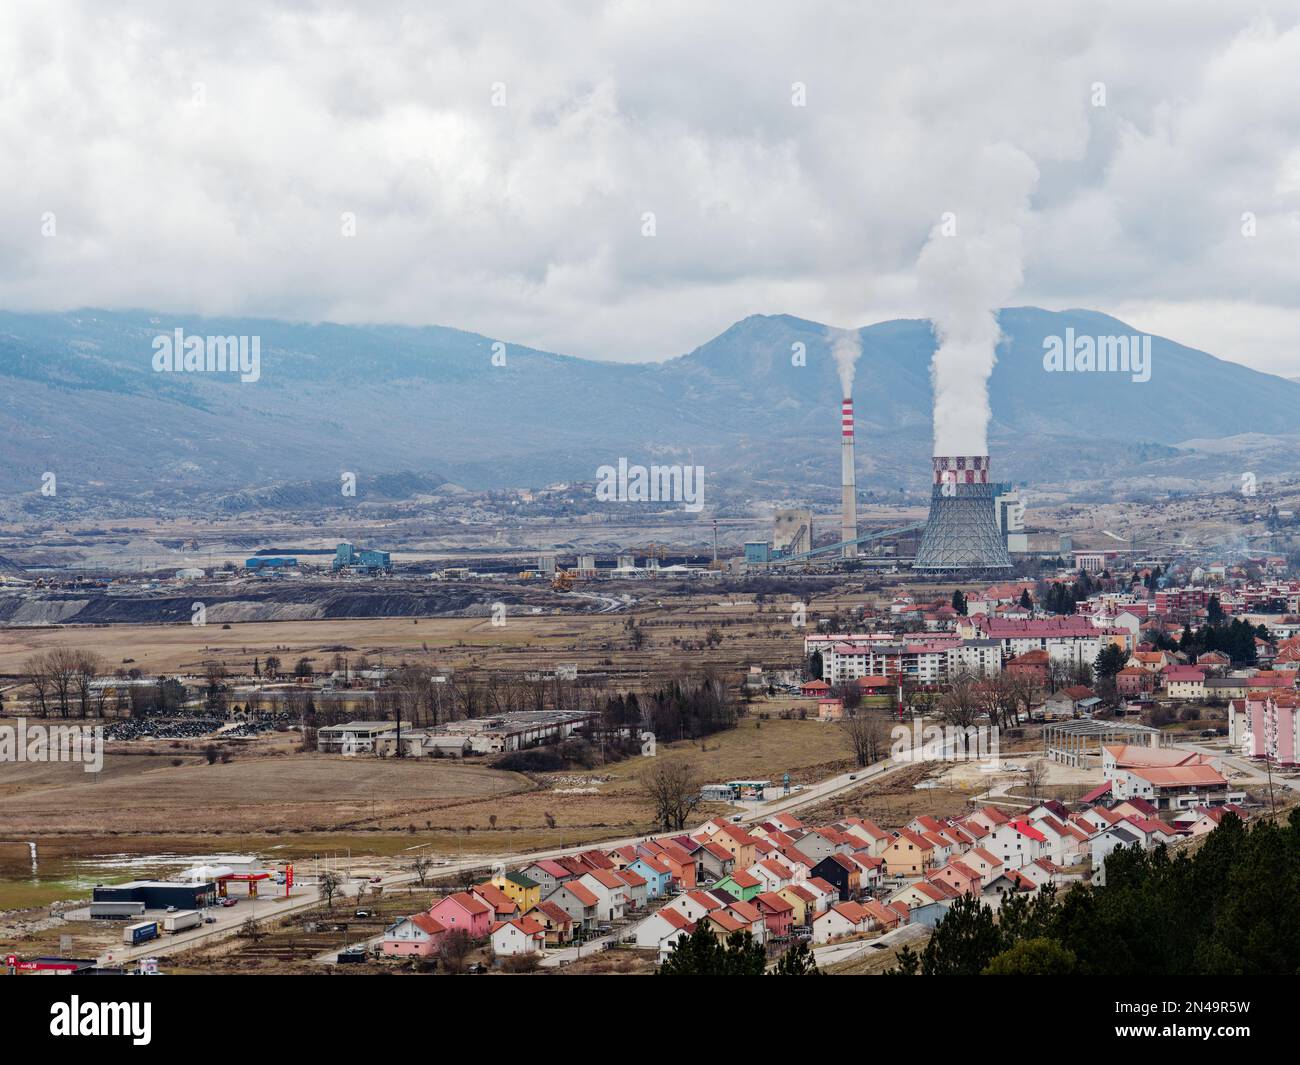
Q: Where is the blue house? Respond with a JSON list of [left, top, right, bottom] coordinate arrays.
[[629, 857, 672, 899]]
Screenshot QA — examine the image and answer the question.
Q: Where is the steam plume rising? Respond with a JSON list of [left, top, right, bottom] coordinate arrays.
[[917, 146, 1038, 456], [828, 327, 861, 399]]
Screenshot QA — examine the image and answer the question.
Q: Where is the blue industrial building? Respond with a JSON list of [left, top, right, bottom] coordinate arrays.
[[332, 542, 392, 574], [245, 556, 298, 570]]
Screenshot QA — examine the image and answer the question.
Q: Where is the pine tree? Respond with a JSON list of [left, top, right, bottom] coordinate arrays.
[[770, 939, 820, 975]]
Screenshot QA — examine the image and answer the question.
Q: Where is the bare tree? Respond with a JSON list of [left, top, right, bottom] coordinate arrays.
[[239, 915, 266, 941], [841, 710, 889, 768], [1024, 758, 1048, 800], [411, 856, 434, 886], [23, 653, 52, 718], [439, 928, 474, 972], [641, 758, 699, 831], [74, 652, 102, 718], [937, 672, 981, 728], [318, 870, 343, 909]]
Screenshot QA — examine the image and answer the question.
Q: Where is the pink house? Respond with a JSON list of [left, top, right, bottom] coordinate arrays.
[[381, 913, 446, 958], [754, 891, 795, 938], [428, 891, 493, 940]]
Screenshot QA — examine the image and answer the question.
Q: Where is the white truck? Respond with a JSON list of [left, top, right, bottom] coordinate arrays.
[[163, 909, 202, 933]]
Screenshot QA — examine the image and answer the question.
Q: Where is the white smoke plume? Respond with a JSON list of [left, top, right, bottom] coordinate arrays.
[[917, 145, 1039, 456], [828, 327, 861, 399]]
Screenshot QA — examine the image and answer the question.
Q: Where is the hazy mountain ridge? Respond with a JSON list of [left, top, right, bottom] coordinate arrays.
[[2, 306, 1297, 509]]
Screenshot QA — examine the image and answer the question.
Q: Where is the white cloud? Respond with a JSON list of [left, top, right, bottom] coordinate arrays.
[[1, 0, 1298, 375]]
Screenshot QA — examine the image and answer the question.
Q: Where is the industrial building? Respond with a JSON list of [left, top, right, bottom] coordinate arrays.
[[316, 720, 410, 753], [332, 542, 392, 574], [245, 556, 298, 571], [913, 456, 1014, 574], [773, 509, 814, 557], [92, 880, 216, 910]]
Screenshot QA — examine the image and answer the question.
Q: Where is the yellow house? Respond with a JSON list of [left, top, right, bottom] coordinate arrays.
[[495, 871, 542, 912], [882, 828, 934, 877], [776, 884, 816, 926]]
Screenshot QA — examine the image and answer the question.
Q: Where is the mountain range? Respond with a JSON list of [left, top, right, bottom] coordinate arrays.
[[2, 306, 1298, 512]]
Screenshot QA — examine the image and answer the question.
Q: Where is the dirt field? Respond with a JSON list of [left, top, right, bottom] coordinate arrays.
[[0, 714, 859, 914]]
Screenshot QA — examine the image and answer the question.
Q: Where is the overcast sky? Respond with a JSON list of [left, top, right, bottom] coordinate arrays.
[[3, 1, 1298, 375]]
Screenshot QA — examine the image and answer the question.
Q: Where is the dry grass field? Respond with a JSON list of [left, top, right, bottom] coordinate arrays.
[[0, 748, 531, 836]]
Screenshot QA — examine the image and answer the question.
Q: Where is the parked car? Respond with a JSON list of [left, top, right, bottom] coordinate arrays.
[[466, 962, 486, 974], [219, 898, 237, 907], [354, 909, 374, 919]]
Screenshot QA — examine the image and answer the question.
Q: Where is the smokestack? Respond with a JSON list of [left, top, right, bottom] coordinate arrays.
[[841, 397, 857, 559], [913, 455, 1013, 573]]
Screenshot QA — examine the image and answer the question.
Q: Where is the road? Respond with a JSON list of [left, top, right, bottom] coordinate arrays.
[[98, 740, 965, 966], [1172, 739, 1300, 795], [810, 921, 928, 969]]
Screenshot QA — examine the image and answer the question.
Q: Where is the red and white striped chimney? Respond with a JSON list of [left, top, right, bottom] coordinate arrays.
[[841, 398, 857, 558]]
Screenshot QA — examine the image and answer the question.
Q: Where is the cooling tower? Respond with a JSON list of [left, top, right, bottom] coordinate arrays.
[[912, 456, 1013, 572], [841, 398, 857, 559]]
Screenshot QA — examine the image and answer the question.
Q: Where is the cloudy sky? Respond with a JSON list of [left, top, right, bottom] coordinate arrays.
[[3, 1, 1299, 375]]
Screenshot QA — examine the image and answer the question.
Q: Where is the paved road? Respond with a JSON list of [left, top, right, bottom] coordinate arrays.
[[1172, 739, 1300, 794], [811, 921, 928, 969]]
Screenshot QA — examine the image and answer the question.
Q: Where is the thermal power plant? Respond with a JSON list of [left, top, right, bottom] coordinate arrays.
[[840, 397, 858, 558], [773, 508, 813, 556], [912, 456, 1013, 573]]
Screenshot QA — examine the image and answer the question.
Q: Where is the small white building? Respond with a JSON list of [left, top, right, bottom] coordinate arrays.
[[490, 917, 546, 957]]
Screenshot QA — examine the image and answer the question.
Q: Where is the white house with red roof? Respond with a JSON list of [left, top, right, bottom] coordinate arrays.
[[812, 900, 871, 944], [987, 819, 1049, 870], [633, 906, 696, 956], [490, 916, 547, 957], [577, 869, 628, 921], [661, 889, 724, 926]]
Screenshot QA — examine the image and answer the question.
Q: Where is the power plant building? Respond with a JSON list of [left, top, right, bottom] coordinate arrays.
[[912, 456, 1013, 573], [773, 509, 814, 557]]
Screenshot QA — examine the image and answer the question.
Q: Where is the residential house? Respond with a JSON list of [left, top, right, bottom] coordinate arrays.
[[812, 901, 870, 944], [811, 853, 861, 901], [749, 858, 794, 893], [694, 841, 736, 883], [776, 884, 818, 927], [629, 855, 673, 899], [984, 869, 1039, 897], [527, 900, 575, 946], [882, 828, 935, 877], [616, 868, 648, 912], [927, 860, 983, 897], [577, 869, 628, 922], [381, 913, 445, 959], [755, 892, 796, 939], [987, 819, 1048, 870], [715, 869, 762, 902], [661, 889, 724, 927], [490, 916, 547, 957], [634, 907, 696, 959], [427, 892, 492, 940], [470, 881, 518, 921], [959, 846, 1004, 887], [521, 859, 575, 897], [1090, 826, 1143, 884], [707, 824, 759, 870], [546, 882, 600, 932]]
